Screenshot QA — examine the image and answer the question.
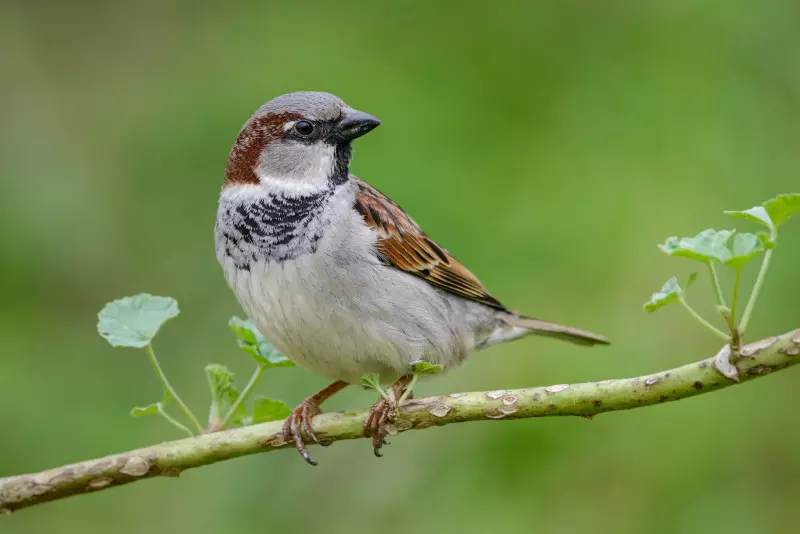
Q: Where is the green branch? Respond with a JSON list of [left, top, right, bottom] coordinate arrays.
[[2, 328, 798, 515]]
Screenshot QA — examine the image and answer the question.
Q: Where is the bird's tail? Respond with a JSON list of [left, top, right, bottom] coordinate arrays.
[[504, 315, 610, 347]]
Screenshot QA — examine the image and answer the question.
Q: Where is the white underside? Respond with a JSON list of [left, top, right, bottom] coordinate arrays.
[[216, 182, 514, 384]]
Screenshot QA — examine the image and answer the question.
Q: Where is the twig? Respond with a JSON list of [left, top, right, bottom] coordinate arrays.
[[1, 329, 798, 515]]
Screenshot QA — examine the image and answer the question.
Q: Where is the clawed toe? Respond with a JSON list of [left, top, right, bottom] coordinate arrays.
[[362, 375, 413, 457], [363, 397, 396, 456], [280, 381, 348, 465], [283, 400, 322, 466]]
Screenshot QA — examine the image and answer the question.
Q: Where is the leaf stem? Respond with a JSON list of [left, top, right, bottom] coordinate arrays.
[[376, 386, 391, 402], [220, 366, 264, 429], [398, 374, 419, 405], [678, 298, 729, 341], [361, 375, 391, 401], [156, 405, 194, 437], [729, 268, 742, 331], [145, 344, 203, 434], [740, 242, 775, 333], [707, 262, 727, 309]]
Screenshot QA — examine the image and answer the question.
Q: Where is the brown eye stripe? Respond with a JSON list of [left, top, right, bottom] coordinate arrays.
[[224, 112, 303, 187], [353, 177, 507, 310]]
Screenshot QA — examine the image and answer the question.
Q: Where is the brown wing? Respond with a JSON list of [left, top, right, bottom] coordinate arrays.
[[353, 177, 507, 310]]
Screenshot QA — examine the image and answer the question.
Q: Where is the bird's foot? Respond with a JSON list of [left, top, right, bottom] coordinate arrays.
[[363, 375, 413, 457], [283, 399, 324, 466], [363, 396, 396, 456], [281, 380, 348, 466]]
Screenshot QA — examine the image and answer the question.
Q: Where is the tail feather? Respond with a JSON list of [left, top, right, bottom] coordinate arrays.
[[507, 316, 610, 346]]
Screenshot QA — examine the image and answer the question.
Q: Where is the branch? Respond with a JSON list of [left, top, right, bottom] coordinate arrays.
[[2, 329, 798, 515]]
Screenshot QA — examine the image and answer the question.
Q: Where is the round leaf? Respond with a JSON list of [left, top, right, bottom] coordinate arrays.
[[723, 206, 773, 230], [360, 372, 382, 390], [763, 193, 800, 229], [725, 232, 767, 269], [98, 294, 179, 348], [658, 229, 733, 264], [229, 316, 294, 368], [205, 364, 246, 425], [251, 397, 292, 423], [410, 362, 442, 376], [228, 316, 259, 345], [728, 194, 800, 231], [643, 277, 683, 313]]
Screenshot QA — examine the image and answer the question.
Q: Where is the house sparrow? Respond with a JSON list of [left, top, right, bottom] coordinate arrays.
[[215, 91, 608, 465]]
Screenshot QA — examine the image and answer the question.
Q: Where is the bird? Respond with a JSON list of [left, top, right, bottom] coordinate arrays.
[[215, 91, 608, 465]]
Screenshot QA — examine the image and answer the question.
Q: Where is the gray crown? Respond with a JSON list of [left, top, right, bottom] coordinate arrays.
[[252, 91, 346, 122]]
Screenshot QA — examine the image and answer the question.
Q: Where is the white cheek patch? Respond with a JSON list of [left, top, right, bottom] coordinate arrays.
[[256, 143, 336, 197], [305, 147, 334, 178]]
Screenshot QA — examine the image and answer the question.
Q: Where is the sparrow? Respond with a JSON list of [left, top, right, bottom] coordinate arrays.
[[215, 91, 608, 465]]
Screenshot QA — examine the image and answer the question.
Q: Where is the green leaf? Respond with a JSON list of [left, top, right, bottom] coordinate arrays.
[[762, 193, 800, 229], [228, 316, 259, 345], [251, 396, 292, 423], [758, 231, 777, 249], [686, 272, 698, 288], [131, 403, 162, 417], [643, 277, 683, 313], [360, 372, 391, 400], [723, 206, 773, 230], [205, 364, 247, 425], [658, 229, 734, 264], [725, 232, 768, 269], [238, 344, 294, 368], [229, 317, 294, 368], [410, 362, 442, 376], [98, 294, 179, 348], [206, 363, 235, 395], [360, 372, 382, 390], [130, 400, 194, 437], [725, 194, 800, 231]]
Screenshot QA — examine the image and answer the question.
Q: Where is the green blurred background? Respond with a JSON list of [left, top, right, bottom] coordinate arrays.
[[2, 1, 799, 532]]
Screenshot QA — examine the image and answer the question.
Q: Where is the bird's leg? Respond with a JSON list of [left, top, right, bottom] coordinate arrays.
[[363, 374, 414, 457], [283, 380, 348, 466]]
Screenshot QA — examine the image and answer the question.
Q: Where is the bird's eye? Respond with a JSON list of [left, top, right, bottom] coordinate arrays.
[[294, 120, 314, 136]]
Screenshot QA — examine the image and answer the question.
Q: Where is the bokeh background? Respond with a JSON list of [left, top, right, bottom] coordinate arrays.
[[2, 1, 799, 532]]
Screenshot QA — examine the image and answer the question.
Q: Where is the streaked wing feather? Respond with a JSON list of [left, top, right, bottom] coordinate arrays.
[[353, 177, 506, 310]]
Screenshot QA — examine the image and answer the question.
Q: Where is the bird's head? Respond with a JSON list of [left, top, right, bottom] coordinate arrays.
[[224, 91, 381, 194]]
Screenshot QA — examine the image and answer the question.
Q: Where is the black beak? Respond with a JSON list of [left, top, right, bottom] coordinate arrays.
[[333, 108, 381, 142]]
